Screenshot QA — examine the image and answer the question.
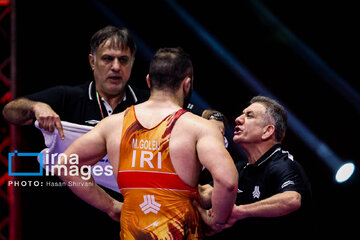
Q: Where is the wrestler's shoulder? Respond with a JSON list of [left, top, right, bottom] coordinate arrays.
[[180, 111, 215, 129], [95, 112, 125, 130]]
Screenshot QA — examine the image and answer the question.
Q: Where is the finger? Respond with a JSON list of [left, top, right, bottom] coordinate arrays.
[[55, 119, 65, 140], [37, 116, 48, 130], [38, 120, 44, 129], [48, 119, 55, 132], [208, 208, 214, 217], [192, 200, 207, 217], [42, 118, 52, 132], [192, 200, 214, 228]]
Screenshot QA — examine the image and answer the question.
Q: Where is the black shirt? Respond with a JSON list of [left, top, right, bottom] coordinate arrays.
[[26, 81, 204, 124], [236, 144, 312, 206], [26, 81, 150, 125], [208, 144, 312, 239]]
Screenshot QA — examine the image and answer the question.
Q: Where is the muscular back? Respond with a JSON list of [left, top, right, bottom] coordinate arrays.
[[102, 103, 229, 188], [113, 104, 206, 239], [170, 112, 216, 187]]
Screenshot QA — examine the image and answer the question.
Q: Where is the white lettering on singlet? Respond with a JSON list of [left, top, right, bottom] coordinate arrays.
[[132, 138, 161, 151], [131, 138, 162, 169]]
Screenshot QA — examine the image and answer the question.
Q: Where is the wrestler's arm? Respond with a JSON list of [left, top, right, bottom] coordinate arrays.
[[56, 116, 122, 221], [196, 119, 238, 229]]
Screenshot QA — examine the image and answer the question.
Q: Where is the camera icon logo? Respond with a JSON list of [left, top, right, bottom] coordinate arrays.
[[8, 150, 43, 176]]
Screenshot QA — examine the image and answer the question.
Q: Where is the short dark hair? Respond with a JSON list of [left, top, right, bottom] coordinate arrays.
[[90, 25, 137, 56], [250, 96, 288, 142], [149, 47, 193, 91], [202, 109, 229, 130]]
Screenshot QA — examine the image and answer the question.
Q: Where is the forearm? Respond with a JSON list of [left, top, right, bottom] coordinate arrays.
[[2, 98, 36, 125], [59, 173, 117, 215], [234, 191, 301, 220], [211, 179, 237, 224], [56, 144, 118, 216]]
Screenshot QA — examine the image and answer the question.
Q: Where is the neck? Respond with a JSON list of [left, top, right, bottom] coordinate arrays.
[[241, 141, 277, 165], [148, 89, 184, 108], [97, 90, 124, 110]]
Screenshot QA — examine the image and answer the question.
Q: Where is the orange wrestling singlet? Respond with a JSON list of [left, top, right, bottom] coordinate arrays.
[[117, 106, 203, 240]]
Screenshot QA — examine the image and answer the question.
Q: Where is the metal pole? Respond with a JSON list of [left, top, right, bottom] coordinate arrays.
[[9, 0, 22, 239]]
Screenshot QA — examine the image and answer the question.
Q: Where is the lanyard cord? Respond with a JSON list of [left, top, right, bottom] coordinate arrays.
[[96, 90, 105, 119]]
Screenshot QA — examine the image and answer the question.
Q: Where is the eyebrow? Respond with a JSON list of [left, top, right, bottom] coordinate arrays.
[[245, 110, 261, 119], [247, 111, 254, 115], [243, 109, 254, 114]]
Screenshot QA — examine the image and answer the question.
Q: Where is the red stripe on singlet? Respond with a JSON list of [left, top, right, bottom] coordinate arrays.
[[117, 171, 196, 191]]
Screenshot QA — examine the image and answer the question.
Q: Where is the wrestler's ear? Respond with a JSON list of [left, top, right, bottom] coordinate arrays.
[[183, 76, 192, 94], [89, 54, 95, 71], [146, 74, 151, 89], [262, 125, 275, 140]]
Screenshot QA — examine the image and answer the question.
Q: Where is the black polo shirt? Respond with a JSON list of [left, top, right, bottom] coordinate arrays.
[[236, 144, 312, 206], [26, 81, 150, 125], [208, 144, 312, 239], [26, 81, 204, 124]]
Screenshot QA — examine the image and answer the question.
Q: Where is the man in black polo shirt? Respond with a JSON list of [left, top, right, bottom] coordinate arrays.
[[197, 96, 312, 239], [3, 25, 154, 240], [3, 26, 149, 136]]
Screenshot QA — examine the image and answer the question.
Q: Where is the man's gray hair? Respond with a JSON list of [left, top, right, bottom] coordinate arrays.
[[250, 96, 287, 142]]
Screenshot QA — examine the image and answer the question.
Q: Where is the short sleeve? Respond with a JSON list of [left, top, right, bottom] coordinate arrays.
[[268, 159, 310, 195], [26, 86, 66, 114]]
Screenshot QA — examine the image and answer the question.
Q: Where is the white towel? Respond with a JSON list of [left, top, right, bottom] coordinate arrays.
[[35, 120, 120, 193]]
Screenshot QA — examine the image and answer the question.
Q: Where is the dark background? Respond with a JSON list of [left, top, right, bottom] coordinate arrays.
[[6, 0, 360, 238]]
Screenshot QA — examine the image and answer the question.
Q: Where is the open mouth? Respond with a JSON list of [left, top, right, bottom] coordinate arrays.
[[107, 76, 122, 83], [234, 126, 243, 135]]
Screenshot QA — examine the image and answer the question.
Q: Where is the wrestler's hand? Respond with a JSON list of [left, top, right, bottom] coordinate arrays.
[[108, 200, 123, 222], [192, 200, 224, 236], [198, 184, 213, 209], [33, 102, 64, 139]]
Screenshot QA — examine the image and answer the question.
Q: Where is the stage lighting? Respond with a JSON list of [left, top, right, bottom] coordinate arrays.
[[335, 162, 355, 183], [0, 0, 10, 6], [166, 0, 358, 185]]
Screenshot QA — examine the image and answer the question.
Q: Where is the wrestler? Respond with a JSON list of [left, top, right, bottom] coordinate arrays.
[[56, 47, 238, 239]]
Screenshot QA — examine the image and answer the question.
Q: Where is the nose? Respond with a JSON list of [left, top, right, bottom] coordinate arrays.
[[111, 58, 121, 72], [235, 114, 244, 125]]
